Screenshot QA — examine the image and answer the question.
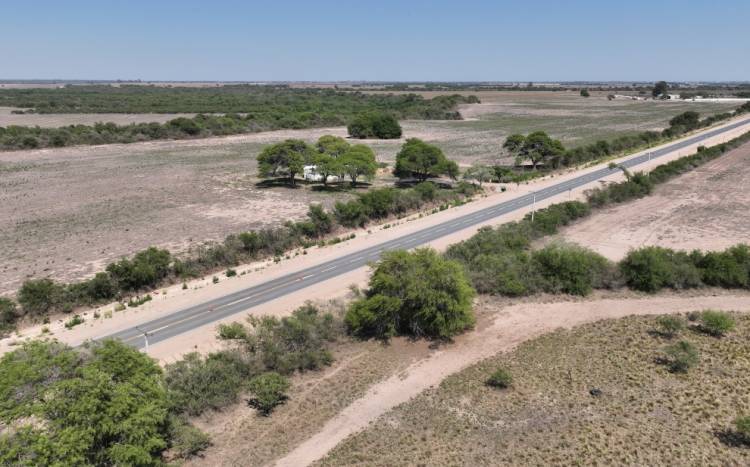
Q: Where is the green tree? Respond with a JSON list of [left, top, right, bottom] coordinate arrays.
[[339, 144, 377, 187], [394, 138, 456, 181], [580, 88, 590, 97], [314, 135, 349, 185], [257, 139, 314, 186], [0, 339, 173, 466], [503, 131, 565, 170], [345, 248, 475, 339], [653, 81, 669, 98], [462, 164, 494, 187], [247, 372, 290, 415]]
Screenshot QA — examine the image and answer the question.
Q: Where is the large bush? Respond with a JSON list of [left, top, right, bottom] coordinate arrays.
[[620, 246, 701, 292], [106, 247, 172, 291], [347, 112, 402, 139], [531, 243, 614, 296], [345, 249, 475, 339]]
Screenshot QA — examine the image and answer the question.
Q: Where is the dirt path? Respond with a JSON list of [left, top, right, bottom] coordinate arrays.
[[275, 292, 750, 467]]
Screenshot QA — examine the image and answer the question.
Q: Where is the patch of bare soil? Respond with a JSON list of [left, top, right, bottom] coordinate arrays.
[[318, 294, 750, 466], [0, 107, 197, 128], [316, 291, 750, 466], [552, 141, 750, 260], [262, 290, 750, 466]]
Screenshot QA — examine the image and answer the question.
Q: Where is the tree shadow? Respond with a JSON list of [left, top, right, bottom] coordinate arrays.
[[254, 178, 305, 189]]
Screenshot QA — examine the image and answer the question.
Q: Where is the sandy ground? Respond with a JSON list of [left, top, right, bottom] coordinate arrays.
[[275, 291, 750, 467], [0, 106, 197, 127], [0, 93, 738, 293], [3, 115, 747, 360], [549, 140, 750, 260]]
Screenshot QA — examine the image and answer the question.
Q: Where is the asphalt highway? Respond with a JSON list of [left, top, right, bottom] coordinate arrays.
[[101, 118, 750, 349]]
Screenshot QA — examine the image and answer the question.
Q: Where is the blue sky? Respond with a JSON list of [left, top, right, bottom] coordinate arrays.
[[2, 0, 748, 81]]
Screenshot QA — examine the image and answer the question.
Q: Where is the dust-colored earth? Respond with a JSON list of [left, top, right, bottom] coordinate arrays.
[[550, 141, 750, 260], [317, 294, 750, 466], [0, 106, 197, 128], [175, 290, 750, 467], [0, 93, 739, 295]]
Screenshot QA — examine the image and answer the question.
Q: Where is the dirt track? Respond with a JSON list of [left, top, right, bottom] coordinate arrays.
[[274, 291, 750, 467]]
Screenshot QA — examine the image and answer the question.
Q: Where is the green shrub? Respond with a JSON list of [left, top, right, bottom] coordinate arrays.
[[620, 246, 702, 292], [247, 372, 290, 415], [169, 418, 211, 459], [334, 200, 370, 228], [486, 368, 513, 389], [165, 351, 255, 416], [0, 298, 19, 332], [531, 243, 614, 296], [696, 245, 750, 288], [735, 416, 750, 444], [346, 249, 475, 339], [106, 247, 172, 291], [64, 315, 84, 329], [663, 340, 699, 373], [225, 268, 237, 277], [698, 310, 735, 337], [655, 315, 685, 338], [17, 278, 65, 315], [223, 304, 339, 374]]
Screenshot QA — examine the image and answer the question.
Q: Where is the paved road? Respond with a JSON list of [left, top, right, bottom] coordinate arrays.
[[103, 118, 750, 349]]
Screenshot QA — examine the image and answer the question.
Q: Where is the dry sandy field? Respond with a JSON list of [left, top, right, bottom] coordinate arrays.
[[0, 106, 196, 128], [549, 140, 750, 260], [177, 290, 750, 467], [0, 93, 739, 294]]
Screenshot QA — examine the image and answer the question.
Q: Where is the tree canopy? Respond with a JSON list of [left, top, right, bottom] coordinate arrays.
[[347, 112, 403, 139], [339, 144, 378, 186], [257, 139, 314, 185], [314, 135, 350, 185], [394, 138, 457, 181], [0, 339, 172, 466], [653, 81, 669, 98], [503, 131, 565, 169], [345, 248, 476, 339]]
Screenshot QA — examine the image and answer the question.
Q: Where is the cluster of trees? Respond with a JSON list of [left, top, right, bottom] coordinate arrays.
[[0, 303, 343, 464], [0, 339, 208, 465], [257, 136, 460, 187], [503, 104, 750, 171], [0, 85, 476, 116], [257, 135, 378, 186], [2, 182, 479, 329], [620, 244, 750, 293], [0, 86, 477, 150], [347, 112, 402, 139]]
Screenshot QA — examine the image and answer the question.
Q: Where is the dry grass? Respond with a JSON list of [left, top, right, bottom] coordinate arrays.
[[0, 106, 196, 128], [186, 330, 434, 467], [318, 312, 750, 466], [549, 140, 750, 260]]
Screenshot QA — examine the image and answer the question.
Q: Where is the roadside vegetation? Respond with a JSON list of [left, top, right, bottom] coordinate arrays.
[[444, 129, 750, 299], [0, 86, 476, 150], [0, 339, 206, 465]]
